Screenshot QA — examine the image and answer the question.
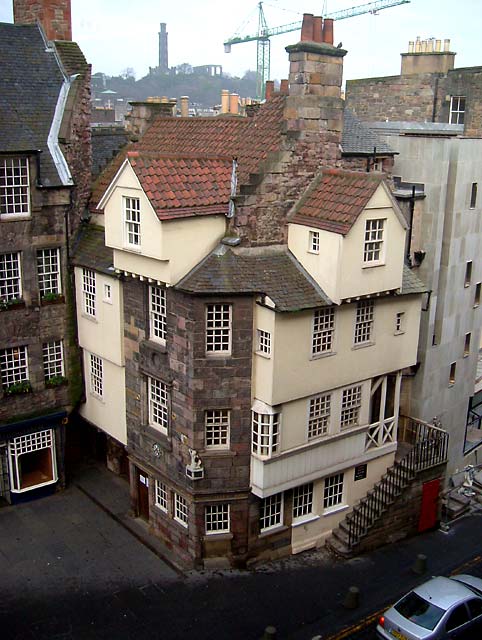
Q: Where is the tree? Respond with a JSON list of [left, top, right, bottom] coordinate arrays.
[[120, 67, 136, 81]]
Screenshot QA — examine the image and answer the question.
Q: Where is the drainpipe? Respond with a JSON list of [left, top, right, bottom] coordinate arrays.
[[432, 76, 439, 123], [406, 185, 416, 264]]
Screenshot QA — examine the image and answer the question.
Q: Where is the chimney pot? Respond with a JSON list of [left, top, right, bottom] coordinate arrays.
[[300, 14, 314, 42], [221, 89, 230, 114], [322, 18, 334, 45], [180, 96, 189, 117], [313, 17, 323, 44], [435, 39, 442, 52], [265, 80, 275, 100], [444, 38, 450, 51], [229, 92, 239, 115], [408, 41, 414, 53]]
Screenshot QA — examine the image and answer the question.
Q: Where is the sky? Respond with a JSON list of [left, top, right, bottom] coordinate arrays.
[[1, 0, 480, 85]]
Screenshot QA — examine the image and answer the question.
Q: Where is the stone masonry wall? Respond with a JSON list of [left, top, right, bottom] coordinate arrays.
[[437, 67, 482, 136], [13, 0, 72, 41], [0, 171, 73, 425], [345, 74, 438, 124], [123, 279, 254, 567]]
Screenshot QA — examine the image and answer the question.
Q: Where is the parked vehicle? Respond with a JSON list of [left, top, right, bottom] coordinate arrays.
[[376, 574, 482, 639]]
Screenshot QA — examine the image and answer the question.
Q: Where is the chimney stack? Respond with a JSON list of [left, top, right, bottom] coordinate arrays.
[[180, 96, 189, 117], [284, 13, 346, 165], [13, 0, 72, 41], [221, 89, 230, 114], [401, 35, 456, 75], [229, 93, 239, 115], [265, 80, 275, 101]]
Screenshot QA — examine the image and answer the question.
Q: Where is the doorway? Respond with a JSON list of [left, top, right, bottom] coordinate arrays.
[[136, 468, 150, 521]]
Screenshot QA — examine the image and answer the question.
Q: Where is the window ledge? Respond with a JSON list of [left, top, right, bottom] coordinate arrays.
[[310, 350, 336, 361], [201, 448, 235, 457], [0, 214, 31, 222], [292, 514, 320, 528], [80, 313, 97, 323], [362, 262, 385, 269], [203, 532, 233, 541], [255, 350, 271, 359], [143, 424, 172, 451], [144, 339, 167, 354], [323, 504, 349, 517], [352, 341, 374, 351], [259, 524, 288, 538]]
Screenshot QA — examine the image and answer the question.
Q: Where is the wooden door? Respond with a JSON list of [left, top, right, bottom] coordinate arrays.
[[137, 469, 150, 521], [418, 478, 440, 532]]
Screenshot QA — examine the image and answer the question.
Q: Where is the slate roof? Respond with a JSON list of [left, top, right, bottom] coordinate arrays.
[[127, 152, 232, 219], [91, 128, 129, 179], [290, 168, 384, 235], [0, 23, 65, 187], [400, 264, 427, 295], [71, 224, 115, 276], [176, 244, 331, 312], [342, 109, 394, 156]]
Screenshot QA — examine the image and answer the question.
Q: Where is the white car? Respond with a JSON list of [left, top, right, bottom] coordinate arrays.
[[376, 574, 482, 639]]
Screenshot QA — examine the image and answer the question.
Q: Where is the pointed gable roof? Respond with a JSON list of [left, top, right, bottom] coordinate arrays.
[[290, 168, 384, 235], [127, 151, 232, 219]]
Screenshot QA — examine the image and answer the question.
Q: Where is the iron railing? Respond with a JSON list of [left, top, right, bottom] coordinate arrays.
[[345, 417, 448, 548]]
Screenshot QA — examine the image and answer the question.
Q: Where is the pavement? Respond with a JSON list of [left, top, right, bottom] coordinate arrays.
[[1, 460, 482, 640]]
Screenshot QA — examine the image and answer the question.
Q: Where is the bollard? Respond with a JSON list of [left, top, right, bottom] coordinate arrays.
[[343, 585, 360, 609], [412, 553, 427, 575], [262, 626, 277, 639]]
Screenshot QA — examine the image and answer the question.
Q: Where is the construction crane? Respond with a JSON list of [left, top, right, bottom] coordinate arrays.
[[224, 0, 410, 99]]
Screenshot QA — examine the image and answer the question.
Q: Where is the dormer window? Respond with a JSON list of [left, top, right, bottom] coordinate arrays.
[[363, 219, 385, 265], [0, 157, 30, 219], [124, 196, 141, 247], [308, 230, 320, 254]]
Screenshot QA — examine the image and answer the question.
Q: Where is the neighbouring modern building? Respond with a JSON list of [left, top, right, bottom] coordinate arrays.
[[345, 38, 482, 475], [371, 123, 482, 474], [0, 0, 91, 503], [74, 15, 449, 568]]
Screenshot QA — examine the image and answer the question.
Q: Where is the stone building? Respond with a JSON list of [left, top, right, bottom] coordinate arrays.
[[75, 15, 448, 568], [0, 1, 91, 503], [345, 37, 482, 137]]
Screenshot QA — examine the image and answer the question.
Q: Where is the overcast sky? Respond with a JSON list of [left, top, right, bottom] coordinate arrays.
[[1, 0, 480, 84]]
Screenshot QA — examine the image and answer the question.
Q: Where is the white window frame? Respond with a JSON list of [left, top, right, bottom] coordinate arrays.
[[363, 219, 385, 265], [149, 285, 167, 343], [148, 376, 169, 435], [205, 409, 230, 449], [292, 483, 314, 522], [252, 410, 280, 457], [205, 503, 230, 534], [0, 345, 29, 389], [449, 96, 465, 125], [206, 303, 232, 355], [312, 307, 335, 356], [308, 230, 320, 254], [124, 196, 141, 247], [155, 480, 168, 513], [103, 283, 112, 304], [43, 340, 64, 380], [395, 311, 405, 335], [308, 393, 331, 439], [37, 248, 61, 296], [323, 473, 344, 511], [82, 268, 96, 318], [89, 353, 103, 399], [174, 492, 188, 528], [260, 493, 283, 532], [354, 300, 374, 346], [8, 429, 58, 493], [340, 385, 362, 428], [256, 329, 271, 356], [0, 157, 30, 218], [0, 252, 22, 302]]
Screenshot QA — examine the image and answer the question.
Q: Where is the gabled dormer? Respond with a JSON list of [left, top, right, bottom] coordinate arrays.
[[288, 168, 408, 303], [97, 152, 230, 285]]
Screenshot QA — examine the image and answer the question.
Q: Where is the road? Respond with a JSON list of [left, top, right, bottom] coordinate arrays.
[[1, 477, 481, 639]]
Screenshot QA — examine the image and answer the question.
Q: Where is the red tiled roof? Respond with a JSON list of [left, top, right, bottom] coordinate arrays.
[[127, 152, 232, 220], [90, 94, 287, 212], [290, 168, 384, 235]]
